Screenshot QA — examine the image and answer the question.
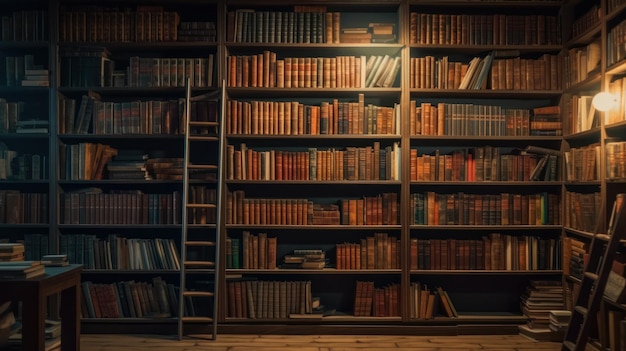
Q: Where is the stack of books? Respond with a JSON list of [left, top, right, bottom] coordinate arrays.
[[518, 280, 566, 342], [41, 254, 69, 267], [370, 22, 396, 43], [282, 249, 326, 269], [15, 119, 49, 134], [106, 149, 150, 180], [20, 68, 49, 87], [7, 319, 61, 351], [549, 310, 571, 334], [0, 244, 25, 262], [0, 261, 45, 279]]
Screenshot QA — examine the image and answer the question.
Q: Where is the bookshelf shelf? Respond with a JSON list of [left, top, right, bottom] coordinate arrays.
[[226, 224, 403, 230], [226, 269, 402, 275], [564, 227, 595, 239], [409, 181, 562, 186], [82, 269, 181, 274], [59, 41, 219, 49], [409, 225, 562, 230], [410, 270, 563, 275], [408, 89, 562, 99], [225, 87, 402, 98], [409, 44, 563, 53]]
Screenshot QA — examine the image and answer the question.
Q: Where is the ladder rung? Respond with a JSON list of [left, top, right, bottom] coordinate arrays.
[[184, 261, 216, 267], [563, 341, 576, 351], [189, 136, 219, 141], [189, 121, 219, 127], [185, 241, 216, 247], [574, 305, 588, 315], [595, 233, 611, 241], [584, 272, 598, 281], [181, 316, 214, 323], [187, 164, 218, 170], [183, 291, 214, 298], [186, 203, 217, 209]]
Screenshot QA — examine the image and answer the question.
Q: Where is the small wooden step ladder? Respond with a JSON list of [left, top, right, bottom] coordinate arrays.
[[562, 193, 626, 351]]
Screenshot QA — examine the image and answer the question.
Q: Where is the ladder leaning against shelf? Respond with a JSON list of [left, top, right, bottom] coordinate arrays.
[[562, 193, 626, 351], [178, 79, 225, 340]]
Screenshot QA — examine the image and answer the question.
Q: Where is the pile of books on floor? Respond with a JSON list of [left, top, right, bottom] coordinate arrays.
[[0, 243, 25, 262], [518, 280, 566, 341], [6, 318, 61, 351], [0, 260, 45, 279]]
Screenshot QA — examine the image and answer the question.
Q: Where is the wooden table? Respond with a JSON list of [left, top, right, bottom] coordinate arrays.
[[0, 264, 82, 351]]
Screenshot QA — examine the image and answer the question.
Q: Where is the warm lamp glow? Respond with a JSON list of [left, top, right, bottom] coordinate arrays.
[[592, 92, 618, 112]]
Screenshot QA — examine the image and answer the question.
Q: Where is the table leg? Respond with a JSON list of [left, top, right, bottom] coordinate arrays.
[[61, 282, 80, 351], [21, 292, 45, 351]]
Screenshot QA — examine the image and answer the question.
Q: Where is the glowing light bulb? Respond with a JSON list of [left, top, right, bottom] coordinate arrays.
[[592, 92, 618, 112]]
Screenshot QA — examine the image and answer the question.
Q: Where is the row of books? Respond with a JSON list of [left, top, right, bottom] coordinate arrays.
[[606, 141, 626, 180], [410, 283, 457, 319], [81, 277, 179, 319], [609, 0, 626, 12], [354, 281, 400, 317], [60, 7, 182, 43], [226, 97, 400, 136], [1, 55, 48, 87], [0, 191, 48, 224], [562, 236, 587, 279], [562, 94, 599, 135], [60, 51, 216, 88], [563, 144, 600, 182], [409, 13, 561, 46], [608, 18, 626, 67], [60, 234, 180, 270], [0, 148, 47, 181], [227, 9, 332, 44], [410, 192, 561, 226], [410, 54, 562, 91], [606, 75, 626, 126], [410, 147, 557, 182], [336, 233, 400, 270], [572, 4, 601, 41], [226, 191, 399, 226], [0, 100, 24, 134], [409, 100, 561, 136], [227, 53, 401, 89], [60, 189, 182, 225], [225, 279, 313, 319], [20, 235, 50, 261], [563, 191, 600, 234], [409, 235, 562, 271], [226, 143, 401, 181], [58, 95, 193, 135], [562, 39, 601, 89], [1, 10, 47, 42], [239, 231, 277, 270]]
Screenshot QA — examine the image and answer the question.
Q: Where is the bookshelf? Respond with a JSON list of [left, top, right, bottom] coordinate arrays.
[[408, 0, 564, 330], [2, 0, 626, 338], [0, 0, 53, 262]]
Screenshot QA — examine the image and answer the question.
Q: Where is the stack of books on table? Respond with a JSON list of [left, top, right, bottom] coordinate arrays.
[[0, 244, 25, 262], [0, 261, 45, 279], [40, 254, 69, 267]]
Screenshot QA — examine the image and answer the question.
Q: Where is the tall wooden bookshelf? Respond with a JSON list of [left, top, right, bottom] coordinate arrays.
[[2, 0, 625, 339]]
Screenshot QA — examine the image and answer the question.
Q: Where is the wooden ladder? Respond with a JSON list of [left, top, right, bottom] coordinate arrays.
[[562, 193, 626, 351]]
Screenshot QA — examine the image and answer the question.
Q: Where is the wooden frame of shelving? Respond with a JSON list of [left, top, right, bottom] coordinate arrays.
[[3, 0, 626, 340]]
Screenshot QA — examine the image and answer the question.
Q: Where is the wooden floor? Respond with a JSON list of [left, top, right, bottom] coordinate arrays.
[[80, 334, 563, 351]]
